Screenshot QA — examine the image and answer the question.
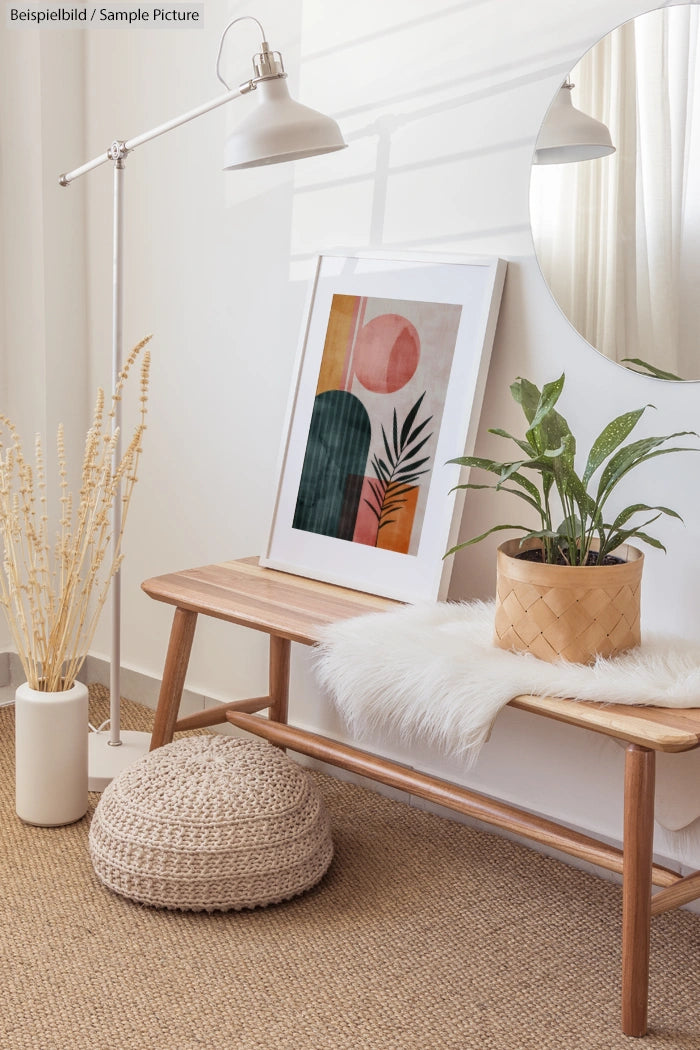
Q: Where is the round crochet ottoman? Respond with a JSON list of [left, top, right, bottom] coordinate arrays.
[[89, 735, 333, 911]]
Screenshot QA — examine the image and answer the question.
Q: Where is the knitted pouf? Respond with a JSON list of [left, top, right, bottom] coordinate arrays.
[[89, 735, 333, 911]]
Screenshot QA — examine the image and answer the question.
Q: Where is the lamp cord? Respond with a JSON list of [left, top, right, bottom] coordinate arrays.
[[89, 719, 111, 734], [215, 15, 268, 90]]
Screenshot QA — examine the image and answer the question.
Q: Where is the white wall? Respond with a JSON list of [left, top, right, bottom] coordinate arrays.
[[0, 26, 88, 653], [4, 0, 700, 866]]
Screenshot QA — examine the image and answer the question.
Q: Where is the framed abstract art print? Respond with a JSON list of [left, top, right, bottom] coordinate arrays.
[[262, 252, 506, 602]]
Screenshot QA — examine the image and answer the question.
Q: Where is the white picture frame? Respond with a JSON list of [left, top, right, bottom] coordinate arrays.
[[262, 251, 506, 602]]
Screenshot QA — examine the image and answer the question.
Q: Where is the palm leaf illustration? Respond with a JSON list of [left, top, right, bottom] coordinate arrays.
[[364, 393, 433, 540]]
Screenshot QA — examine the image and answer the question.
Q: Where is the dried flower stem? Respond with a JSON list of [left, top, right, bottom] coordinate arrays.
[[0, 336, 151, 691]]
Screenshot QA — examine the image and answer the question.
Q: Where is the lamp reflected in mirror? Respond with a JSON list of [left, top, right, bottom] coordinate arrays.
[[530, 3, 700, 382], [534, 80, 615, 165]]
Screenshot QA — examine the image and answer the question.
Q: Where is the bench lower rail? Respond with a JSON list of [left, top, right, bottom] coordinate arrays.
[[173, 696, 271, 734], [651, 869, 700, 916], [227, 711, 678, 891]]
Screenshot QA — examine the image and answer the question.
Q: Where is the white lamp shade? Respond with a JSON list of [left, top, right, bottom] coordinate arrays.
[[224, 77, 347, 169], [534, 85, 615, 164]]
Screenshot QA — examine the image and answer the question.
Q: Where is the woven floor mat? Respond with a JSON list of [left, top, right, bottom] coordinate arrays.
[[0, 685, 698, 1049]]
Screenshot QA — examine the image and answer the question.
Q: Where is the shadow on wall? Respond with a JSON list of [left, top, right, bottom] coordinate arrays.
[[287, 6, 596, 263]]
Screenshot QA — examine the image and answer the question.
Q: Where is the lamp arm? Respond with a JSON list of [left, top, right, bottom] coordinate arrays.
[[59, 80, 254, 186], [59, 15, 287, 187]]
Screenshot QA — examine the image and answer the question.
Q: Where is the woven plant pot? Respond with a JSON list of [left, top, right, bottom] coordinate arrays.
[[494, 537, 643, 664]]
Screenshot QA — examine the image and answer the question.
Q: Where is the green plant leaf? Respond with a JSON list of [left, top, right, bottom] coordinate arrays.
[[556, 515, 584, 536], [541, 444, 567, 459], [488, 427, 537, 458], [523, 377, 574, 463], [452, 470, 543, 505], [597, 436, 699, 506], [600, 527, 667, 557], [539, 413, 576, 463], [621, 359, 685, 381], [582, 406, 651, 486], [447, 454, 550, 503], [552, 458, 593, 513], [454, 480, 545, 518], [519, 528, 561, 542], [510, 377, 542, 424], [498, 458, 555, 485], [608, 503, 683, 532], [449, 482, 496, 492], [527, 374, 566, 434], [447, 454, 509, 471], [444, 523, 529, 558], [500, 471, 542, 503]]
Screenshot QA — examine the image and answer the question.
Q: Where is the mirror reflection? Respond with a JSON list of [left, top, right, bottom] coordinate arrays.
[[530, 4, 700, 381]]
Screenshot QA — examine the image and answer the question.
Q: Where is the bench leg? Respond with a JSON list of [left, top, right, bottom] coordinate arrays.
[[149, 607, 198, 750], [268, 637, 291, 751], [622, 744, 655, 1037]]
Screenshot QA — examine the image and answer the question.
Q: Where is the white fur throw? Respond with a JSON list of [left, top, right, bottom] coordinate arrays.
[[313, 601, 700, 768]]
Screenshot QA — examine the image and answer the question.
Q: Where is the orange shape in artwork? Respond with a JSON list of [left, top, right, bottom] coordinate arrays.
[[352, 477, 419, 555], [353, 314, 420, 394], [376, 485, 418, 554], [316, 295, 360, 395]]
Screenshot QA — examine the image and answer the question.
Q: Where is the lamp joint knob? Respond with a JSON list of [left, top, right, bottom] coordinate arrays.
[[109, 140, 129, 164]]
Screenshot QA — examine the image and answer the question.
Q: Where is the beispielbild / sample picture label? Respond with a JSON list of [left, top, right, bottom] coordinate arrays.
[[6, 4, 204, 27]]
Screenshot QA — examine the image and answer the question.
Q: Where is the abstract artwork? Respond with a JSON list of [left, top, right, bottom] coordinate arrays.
[[263, 253, 506, 602], [292, 294, 462, 556]]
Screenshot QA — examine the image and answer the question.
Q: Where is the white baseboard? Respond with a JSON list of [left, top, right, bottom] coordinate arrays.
[[0, 651, 90, 692], [83, 654, 220, 724], [0, 651, 33, 703]]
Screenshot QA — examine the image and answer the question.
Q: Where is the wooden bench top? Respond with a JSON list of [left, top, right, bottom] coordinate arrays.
[[141, 557, 700, 755]]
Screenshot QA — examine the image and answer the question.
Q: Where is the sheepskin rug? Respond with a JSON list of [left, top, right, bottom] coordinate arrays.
[[313, 600, 700, 769]]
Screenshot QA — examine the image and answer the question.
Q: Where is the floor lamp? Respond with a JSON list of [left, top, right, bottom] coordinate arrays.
[[59, 15, 346, 790]]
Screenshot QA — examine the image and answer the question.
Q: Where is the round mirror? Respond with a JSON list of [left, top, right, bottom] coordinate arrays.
[[530, 3, 700, 381]]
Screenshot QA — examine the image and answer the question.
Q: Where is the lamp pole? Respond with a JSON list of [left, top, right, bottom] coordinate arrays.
[[110, 153, 124, 751]]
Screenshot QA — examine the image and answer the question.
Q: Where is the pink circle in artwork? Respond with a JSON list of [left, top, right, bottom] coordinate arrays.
[[353, 314, 420, 394]]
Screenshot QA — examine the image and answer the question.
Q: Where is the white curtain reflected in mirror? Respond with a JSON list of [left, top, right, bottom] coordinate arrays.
[[530, 4, 700, 381]]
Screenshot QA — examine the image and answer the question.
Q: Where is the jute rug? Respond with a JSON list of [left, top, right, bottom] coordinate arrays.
[[1, 686, 699, 1050]]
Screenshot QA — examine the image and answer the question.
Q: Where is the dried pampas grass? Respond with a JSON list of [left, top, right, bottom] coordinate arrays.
[[0, 336, 151, 691]]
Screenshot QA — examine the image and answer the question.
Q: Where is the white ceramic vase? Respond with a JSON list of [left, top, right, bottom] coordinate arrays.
[[15, 680, 89, 826]]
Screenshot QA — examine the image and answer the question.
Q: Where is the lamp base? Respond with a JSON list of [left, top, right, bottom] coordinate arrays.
[[88, 729, 151, 792]]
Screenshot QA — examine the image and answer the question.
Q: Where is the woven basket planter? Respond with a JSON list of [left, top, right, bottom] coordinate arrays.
[[494, 537, 643, 664]]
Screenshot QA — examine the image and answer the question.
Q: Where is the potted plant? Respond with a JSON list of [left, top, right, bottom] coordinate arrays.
[[0, 337, 150, 825], [447, 374, 697, 663]]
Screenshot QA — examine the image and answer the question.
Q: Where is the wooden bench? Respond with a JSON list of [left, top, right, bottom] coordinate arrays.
[[142, 556, 700, 1038]]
